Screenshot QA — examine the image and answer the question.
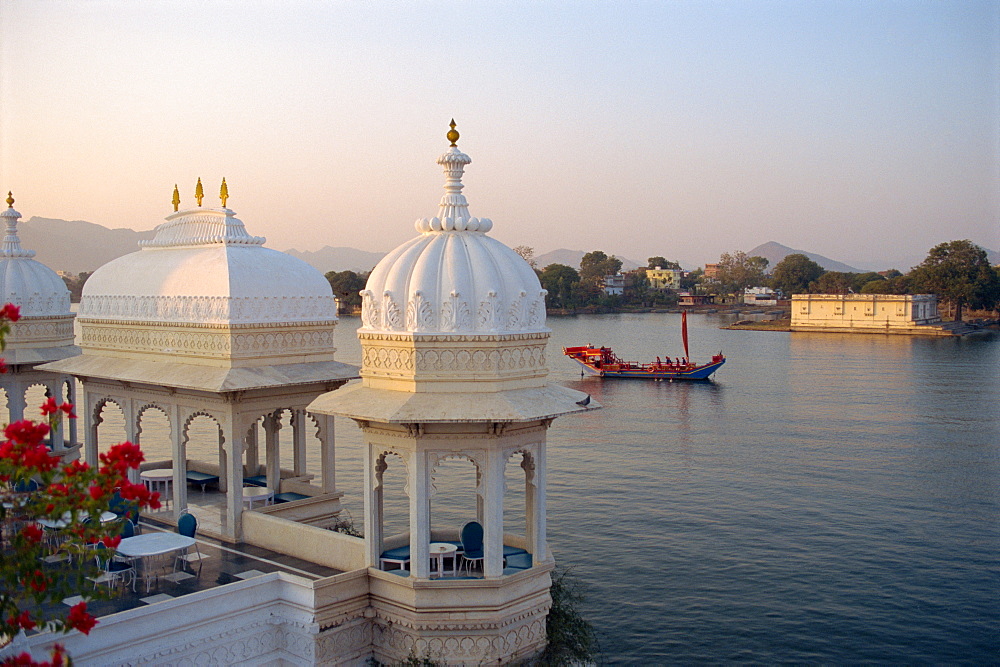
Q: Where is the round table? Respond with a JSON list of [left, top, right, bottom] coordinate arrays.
[[241, 486, 274, 509], [140, 469, 174, 509], [429, 542, 458, 578]]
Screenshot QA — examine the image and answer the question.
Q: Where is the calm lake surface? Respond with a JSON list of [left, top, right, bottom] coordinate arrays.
[[96, 313, 1000, 664]]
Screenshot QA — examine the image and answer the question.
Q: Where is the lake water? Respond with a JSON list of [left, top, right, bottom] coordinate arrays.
[[85, 313, 1000, 663]]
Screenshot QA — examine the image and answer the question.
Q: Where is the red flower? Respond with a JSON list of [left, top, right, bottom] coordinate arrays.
[[40, 397, 58, 417], [21, 523, 43, 544], [101, 534, 121, 548], [66, 602, 96, 635], [5, 420, 51, 446], [88, 484, 103, 500], [0, 360, 8, 374], [59, 402, 76, 418], [25, 568, 48, 592], [1, 303, 21, 322], [7, 610, 36, 631]]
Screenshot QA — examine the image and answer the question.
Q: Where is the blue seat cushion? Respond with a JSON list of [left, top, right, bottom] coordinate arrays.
[[244, 475, 269, 487], [504, 553, 532, 569], [380, 546, 411, 561], [274, 492, 309, 503], [503, 546, 528, 557]]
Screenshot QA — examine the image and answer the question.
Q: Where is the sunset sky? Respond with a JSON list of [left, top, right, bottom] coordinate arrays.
[[1, 1, 997, 271]]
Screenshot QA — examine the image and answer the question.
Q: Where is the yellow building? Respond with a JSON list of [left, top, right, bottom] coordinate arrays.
[[791, 294, 945, 334], [647, 266, 683, 289]]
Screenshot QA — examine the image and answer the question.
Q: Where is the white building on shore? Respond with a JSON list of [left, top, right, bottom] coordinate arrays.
[[791, 293, 942, 334]]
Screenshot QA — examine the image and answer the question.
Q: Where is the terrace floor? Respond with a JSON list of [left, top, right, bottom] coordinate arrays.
[[37, 516, 343, 624]]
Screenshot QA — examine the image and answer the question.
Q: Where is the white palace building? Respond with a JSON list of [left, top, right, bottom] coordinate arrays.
[[5, 124, 597, 664]]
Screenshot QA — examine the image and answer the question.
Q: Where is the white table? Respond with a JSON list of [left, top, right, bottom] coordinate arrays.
[[429, 542, 458, 578], [140, 469, 174, 509], [118, 533, 197, 591], [242, 486, 274, 509]]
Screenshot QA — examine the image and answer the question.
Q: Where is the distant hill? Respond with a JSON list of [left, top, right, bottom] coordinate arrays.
[[535, 248, 642, 272], [19, 217, 154, 274], [747, 241, 864, 273], [283, 246, 386, 274]]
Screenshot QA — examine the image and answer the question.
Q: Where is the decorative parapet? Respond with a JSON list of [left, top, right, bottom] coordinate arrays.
[[139, 208, 265, 248], [78, 294, 337, 325], [361, 288, 546, 334]]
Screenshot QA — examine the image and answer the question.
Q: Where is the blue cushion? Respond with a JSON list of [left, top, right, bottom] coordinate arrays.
[[381, 546, 411, 560], [244, 475, 268, 487], [503, 546, 528, 557], [274, 492, 309, 503], [504, 553, 532, 569], [463, 549, 484, 560]]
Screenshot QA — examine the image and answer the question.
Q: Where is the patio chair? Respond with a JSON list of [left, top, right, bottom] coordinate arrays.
[[175, 510, 203, 572], [93, 543, 134, 593], [120, 518, 136, 539], [460, 521, 484, 575]]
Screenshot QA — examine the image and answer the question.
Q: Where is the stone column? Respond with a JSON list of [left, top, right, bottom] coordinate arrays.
[[318, 414, 337, 493], [244, 420, 258, 476], [292, 409, 308, 476], [363, 445, 384, 568], [84, 390, 99, 466], [65, 379, 78, 449], [7, 379, 25, 423], [528, 443, 548, 562], [46, 380, 65, 451], [263, 412, 281, 490], [169, 403, 187, 521], [482, 448, 505, 578], [221, 414, 245, 540], [408, 449, 430, 579]]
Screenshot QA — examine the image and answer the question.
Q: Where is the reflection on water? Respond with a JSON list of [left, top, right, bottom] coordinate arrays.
[[25, 313, 1000, 662]]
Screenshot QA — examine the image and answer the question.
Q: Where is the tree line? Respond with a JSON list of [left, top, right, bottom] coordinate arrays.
[[711, 240, 999, 320]]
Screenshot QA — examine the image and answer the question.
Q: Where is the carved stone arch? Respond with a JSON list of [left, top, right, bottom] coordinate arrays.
[[135, 402, 170, 440], [92, 396, 125, 426], [429, 451, 484, 499], [374, 448, 407, 494], [22, 380, 52, 406], [182, 410, 223, 447]]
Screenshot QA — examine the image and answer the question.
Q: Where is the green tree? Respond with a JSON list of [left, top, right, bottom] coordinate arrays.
[[811, 271, 855, 294], [680, 268, 703, 292], [578, 251, 622, 287], [647, 256, 681, 270], [714, 251, 769, 296], [540, 264, 581, 309], [325, 270, 368, 311], [909, 240, 1000, 320], [860, 274, 912, 295], [770, 253, 824, 296], [850, 271, 884, 293]]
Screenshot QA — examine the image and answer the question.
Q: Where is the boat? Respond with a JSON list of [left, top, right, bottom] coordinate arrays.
[[563, 311, 725, 380]]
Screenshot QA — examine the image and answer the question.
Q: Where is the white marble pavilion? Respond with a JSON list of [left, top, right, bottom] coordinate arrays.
[[0, 193, 79, 454], [42, 182, 358, 540]]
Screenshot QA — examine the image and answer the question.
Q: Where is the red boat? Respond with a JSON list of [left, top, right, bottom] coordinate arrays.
[[563, 311, 725, 380]]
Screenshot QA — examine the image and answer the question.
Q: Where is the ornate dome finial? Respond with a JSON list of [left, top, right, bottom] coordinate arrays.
[[447, 119, 459, 147], [195, 177, 204, 207], [220, 177, 229, 208], [5, 191, 13, 208], [172, 184, 180, 212]]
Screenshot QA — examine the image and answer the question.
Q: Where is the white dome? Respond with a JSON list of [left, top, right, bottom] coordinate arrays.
[[360, 142, 546, 335], [0, 197, 72, 317], [79, 206, 337, 326]]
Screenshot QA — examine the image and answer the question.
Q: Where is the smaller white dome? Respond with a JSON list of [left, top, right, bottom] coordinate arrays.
[[79, 206, 336, 326], [361, 142, 546, 335], [0, 196, 72, 317]]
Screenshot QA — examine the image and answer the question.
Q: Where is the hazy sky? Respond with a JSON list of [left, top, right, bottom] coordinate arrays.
[[1, 1, 997, 271]]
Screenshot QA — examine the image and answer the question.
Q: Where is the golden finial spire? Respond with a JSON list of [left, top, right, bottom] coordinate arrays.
[[5, 191, 13, 208], [171, 184, 180, 212], [195, 177, 204, 207], [220, 177, 229, 208], [447, 119, 459, 147]]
